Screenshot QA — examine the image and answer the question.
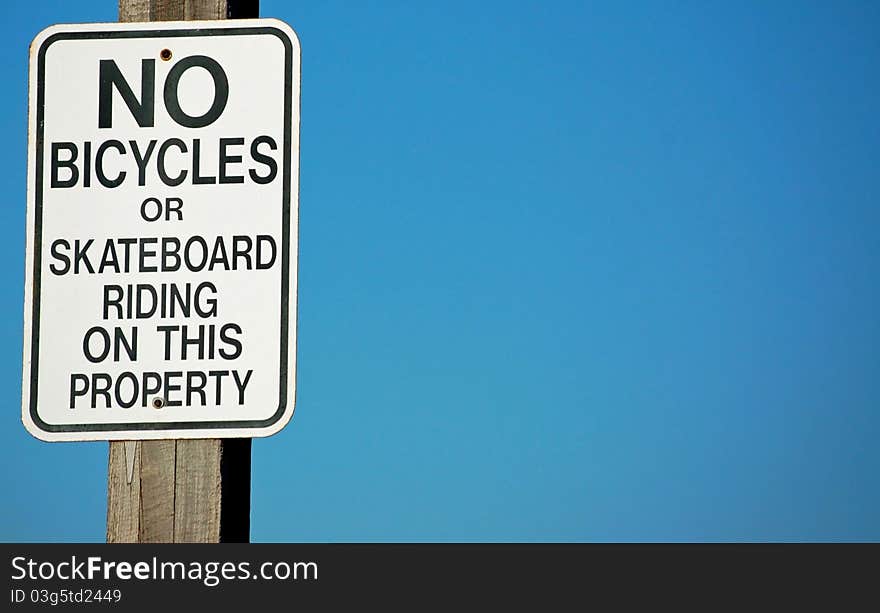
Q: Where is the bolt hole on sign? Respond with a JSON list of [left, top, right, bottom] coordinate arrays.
[[23, 20, 301, 441]]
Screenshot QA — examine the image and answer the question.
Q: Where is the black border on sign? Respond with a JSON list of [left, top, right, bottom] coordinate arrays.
[[29, 26, 294, 434]]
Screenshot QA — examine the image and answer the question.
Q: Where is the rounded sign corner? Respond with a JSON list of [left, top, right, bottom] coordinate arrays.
[[30, 23, 66, 59], [22, 410, 56, 443], [258, 18, 301, 53], [255, 399, 296, 439]]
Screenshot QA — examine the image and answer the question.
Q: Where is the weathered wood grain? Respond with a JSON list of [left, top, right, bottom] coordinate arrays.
[[106, 441, 139, 543], [137, 440, 177, 542], [185, 0, 224, 20], [173, 439, 222, 542]]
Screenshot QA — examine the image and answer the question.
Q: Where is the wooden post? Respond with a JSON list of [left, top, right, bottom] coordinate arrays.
[[106, 0, 259, 544]]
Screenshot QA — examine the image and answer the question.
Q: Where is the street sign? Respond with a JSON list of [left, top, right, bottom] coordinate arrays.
[[23, 20, 300, 441]]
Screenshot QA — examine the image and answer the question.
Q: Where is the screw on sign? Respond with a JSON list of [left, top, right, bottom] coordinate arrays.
[[23, 19, 301, 442]]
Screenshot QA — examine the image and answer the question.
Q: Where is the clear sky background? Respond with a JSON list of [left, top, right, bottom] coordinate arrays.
[[1, 1, 878, 542]]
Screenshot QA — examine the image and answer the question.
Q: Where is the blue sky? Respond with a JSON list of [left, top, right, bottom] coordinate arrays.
[[1, 1, 878, 541]]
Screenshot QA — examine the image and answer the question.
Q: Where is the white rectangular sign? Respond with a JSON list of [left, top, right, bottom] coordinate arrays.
[[23, 20, 300, 441]]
